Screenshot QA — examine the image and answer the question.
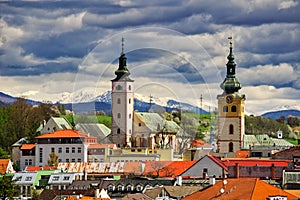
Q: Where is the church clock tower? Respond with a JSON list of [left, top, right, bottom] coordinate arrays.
[[217, 37, 246, 156], [111, 38, 134, 148]]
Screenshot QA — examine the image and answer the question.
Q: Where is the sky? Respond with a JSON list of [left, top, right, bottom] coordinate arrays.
[[0, 0, 299, 115]]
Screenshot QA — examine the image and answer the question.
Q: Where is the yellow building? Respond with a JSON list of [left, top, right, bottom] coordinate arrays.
[[217, 38, 246, 157]]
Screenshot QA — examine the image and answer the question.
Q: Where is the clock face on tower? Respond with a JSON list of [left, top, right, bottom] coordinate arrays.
[[226, 95, 233, 104]]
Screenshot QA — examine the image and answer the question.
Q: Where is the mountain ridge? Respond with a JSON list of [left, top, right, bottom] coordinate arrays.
[[0, 91, 299, 118]]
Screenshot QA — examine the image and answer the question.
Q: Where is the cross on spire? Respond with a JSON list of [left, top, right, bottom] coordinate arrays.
[[228, 36, 233, 48], [121, 37, 125, 54]]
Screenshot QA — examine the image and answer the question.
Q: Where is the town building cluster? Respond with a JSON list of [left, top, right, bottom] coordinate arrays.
[[1, 38, 300, 200]]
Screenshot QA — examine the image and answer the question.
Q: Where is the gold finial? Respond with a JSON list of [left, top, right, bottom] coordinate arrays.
[[228, 36, 233, 48], [121, 37, 125, 54]]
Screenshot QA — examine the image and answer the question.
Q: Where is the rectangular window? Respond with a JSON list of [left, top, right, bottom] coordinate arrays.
[[71, 158, 75, 162], [203, 168, 208, 173], [39, 148, 43, 163], [78, 147, 81, 153], [77, 158, 81, 162], [58, 147, 62, 153], [51, 147, 55, 153], [63, 176, 70, 181], [66, 147, 69, 153], [25, 176, 32, 181], [66, 159, 69, 162], [53, 176, 59, 181], [29, 159, 32, 166], [72, 147, 75, 153], [25, 159, 28, 166]]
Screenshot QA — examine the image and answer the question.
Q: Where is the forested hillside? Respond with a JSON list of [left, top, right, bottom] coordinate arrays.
[[0, 98, 58, 151]]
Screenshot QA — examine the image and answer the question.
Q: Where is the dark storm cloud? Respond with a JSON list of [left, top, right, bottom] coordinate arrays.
[[0, 0, 299, 88], [0, 62, 79, 76]]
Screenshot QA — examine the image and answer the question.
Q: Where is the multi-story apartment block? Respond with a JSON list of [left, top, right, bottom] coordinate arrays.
[[32, 130, 97, 168]]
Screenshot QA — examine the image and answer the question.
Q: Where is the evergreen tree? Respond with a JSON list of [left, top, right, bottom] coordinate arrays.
[[0, 176, 20, 200]]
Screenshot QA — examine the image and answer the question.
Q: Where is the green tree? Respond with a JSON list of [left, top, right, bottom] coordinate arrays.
[[31, 189, 40, 200], [47, 152, 58, 166], [0, 147, 9, 159], [0, 176, 20, 200]]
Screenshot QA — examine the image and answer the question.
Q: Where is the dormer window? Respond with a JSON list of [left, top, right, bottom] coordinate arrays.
[[126, 184, 133, 191], [117, 184, 124, 191], [108, 184, 115, 191], [136, 184, 143, 191]]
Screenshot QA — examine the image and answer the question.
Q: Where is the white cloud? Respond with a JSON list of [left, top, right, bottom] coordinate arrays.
[[278, 0, 298, 10], [239, 63, 297, 86]]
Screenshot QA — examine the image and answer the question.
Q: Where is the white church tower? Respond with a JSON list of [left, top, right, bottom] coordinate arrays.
[[111, 38, 134, 148]]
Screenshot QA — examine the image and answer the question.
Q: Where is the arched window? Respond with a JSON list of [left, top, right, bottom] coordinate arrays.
[[231, 105, 237, 112], [128, 85, 131, 90], [118, 113, 121, 118], [129, 98, 131, 104], [223, 106, 228, 112], [229, 124, 234, 135], [117, 98, 121, 104], [229, 142, 234, 152], [129, 114, 131, 119], [117, 128, 120, 134]]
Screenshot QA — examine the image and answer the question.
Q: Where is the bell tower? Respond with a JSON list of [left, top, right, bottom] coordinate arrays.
[[217, 37, 246, 156], [111, 38, 134, 148]]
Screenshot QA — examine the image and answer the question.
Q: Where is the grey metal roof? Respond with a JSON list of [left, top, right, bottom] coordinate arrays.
[[270, 138, 294, 147], [75, 123, 111, 142], [135, 112, 188, 136], [13, 172, 38, 185], [51, 117, 73, 130], [243, 135, 260, 149]]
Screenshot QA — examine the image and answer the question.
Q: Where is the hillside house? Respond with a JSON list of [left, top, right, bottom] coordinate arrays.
[[0, 159, 15, 174], [181, 155, 228, 179], [40, 117, 73, 134]]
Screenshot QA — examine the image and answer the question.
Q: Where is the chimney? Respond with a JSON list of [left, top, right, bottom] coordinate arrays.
[[95, 189, 100, 198], [235, 162, 239, 178], [209, 176, 216, 185], [271, 163, 275, 179]]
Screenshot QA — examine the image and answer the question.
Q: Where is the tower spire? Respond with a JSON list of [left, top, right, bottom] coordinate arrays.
[[112, 37, 131, 81], [220, 37, 241, 94], [226, 36, 236, 77]]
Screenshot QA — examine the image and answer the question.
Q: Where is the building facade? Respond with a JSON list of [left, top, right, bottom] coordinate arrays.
[[111, 39, 134, 148], [34, 130, 96, 167], [217, 38, 246, 157]]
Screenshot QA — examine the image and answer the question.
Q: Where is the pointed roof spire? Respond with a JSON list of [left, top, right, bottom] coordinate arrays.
[[112, 37, 132, 81], [220, 37, 241, 94], [226, 36, 236, 78]]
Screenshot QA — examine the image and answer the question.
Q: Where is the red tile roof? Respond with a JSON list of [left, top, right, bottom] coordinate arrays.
[[143, 161, 196, 178], [0, 159, 10, 174], [25, 166, 57, 171], [222, 159, 290, 167], [35, 130, 86, 139], [235, 150, 250, 158], [88, 144, 115, 149], [20, 144, 35, 150], [182, 178, 298, 200]]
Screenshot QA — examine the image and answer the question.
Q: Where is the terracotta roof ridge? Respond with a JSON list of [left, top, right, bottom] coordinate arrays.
[[208, 155, 228, 171], [250, 178, 259, 200]]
